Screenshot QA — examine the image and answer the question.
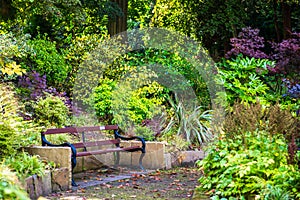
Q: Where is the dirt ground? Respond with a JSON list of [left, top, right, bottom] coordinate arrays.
[[44, 167, 201, 200]]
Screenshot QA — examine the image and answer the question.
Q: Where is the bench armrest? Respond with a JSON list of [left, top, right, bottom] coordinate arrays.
[[41, 133, 77, 165], [114, 130, 146, 153]]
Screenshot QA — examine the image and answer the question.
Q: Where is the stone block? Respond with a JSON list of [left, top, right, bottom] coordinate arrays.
[[170, 151, 181, 167], [103, 153, 115, 166], [130, 151, 143, 169], [178, 150, 205, 166], [25, 176, 35, 200], [25, 146, 71, 169], [164, 153, 172, 170], [33, 175, 43, 198], [25, 171, 52, 199], [73, 157, 84, 173], [93, 153, 114, 166], [131, 141, 165, 169], [82, 155, 106, 170], [118, 141, 132, 166], [51, 167, 71, 191], [41, 170, 52, 196], [76, 145, 117, 169], [26, 146, 72, 190]]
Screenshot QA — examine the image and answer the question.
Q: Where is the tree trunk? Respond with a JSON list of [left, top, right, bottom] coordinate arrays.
[[108, 0, 128, 36], [273, 0, 281, 42], [0, 0, 14, 20], [282, 2, 292, 39]]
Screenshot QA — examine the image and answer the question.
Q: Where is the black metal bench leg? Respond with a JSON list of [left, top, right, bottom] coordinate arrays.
[[72, 178, 77, 187], [139, 153, 146, 171], [71, 164, 78, 186], [71, 159, 78, 187], [70, 149, 78, 187]]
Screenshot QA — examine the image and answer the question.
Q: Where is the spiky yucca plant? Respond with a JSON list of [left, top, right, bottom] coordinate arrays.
[[163, 96, 213, 146]]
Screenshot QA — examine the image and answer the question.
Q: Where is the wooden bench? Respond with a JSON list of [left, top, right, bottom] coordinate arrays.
[[41, 125, 146, 186]]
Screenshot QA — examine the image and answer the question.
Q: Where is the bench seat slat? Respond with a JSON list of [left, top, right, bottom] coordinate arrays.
[[76, 146, 142, 157], [73, 139, 120, 148]]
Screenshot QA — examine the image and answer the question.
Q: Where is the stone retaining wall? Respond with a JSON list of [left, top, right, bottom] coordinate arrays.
[[25, 147, 72, 199], [24, 168, 70, 200], [25, 142, 205, 198], [73, 141, 167, 172]]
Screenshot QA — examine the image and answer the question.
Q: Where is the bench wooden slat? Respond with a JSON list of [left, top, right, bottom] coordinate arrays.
[[44, 125, 119, 135], [73, 139, 120, 148], [76, 146, 142, 157]]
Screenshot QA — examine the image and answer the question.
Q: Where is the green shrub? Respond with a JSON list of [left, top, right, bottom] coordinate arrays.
[[25, 36, 69, 88], [92, 78, 116, 122], [34, 94, 70, 128], [261, 185, 290, 200], [196, 131, 300, 199], [4, 152, 46, 179], [0, 164, 30, 200], [222, 101, 299, 165], [133, 125, 155, 141], [126, 81, 165, 123], [216, 55, 277, 106], [0, 124, 17, 159], [68, 112, 101, 127], [0, 84, 24, 131], [159, 133, 189, 152], [64, 33, 107, 94], [128, 0, 153, 28], [105, 48, 211, 109], [111, 67, 165, 130]]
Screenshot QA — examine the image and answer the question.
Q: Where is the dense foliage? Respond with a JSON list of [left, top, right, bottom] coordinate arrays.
[[216, 55, 276, 106], [0, 84, 37, 157], [24, 36, 69, 88], [34, 94, 70, 128], [197, 131, 300, 199], [151, 0, 300, 58], [223, 27, 300, 112], [197, 102, 300, 199], [1, 0, 300, 197], [4, 152, 46, 179]]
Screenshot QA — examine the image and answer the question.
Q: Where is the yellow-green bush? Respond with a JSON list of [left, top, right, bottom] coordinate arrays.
[[0, 83, 39, 154], [34, 94, 70, 128], [0, 84, 26, 158]]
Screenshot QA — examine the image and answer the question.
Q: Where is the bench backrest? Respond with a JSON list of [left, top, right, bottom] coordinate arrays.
[[41, 125, 120, 149], [43, 125, 118, 135]]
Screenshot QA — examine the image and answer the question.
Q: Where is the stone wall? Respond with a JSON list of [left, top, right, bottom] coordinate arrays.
[[73, 141, 167, 172], [25, 146, 72, 199], [24, 168, 70, 200], [25, 143, 205, 198]]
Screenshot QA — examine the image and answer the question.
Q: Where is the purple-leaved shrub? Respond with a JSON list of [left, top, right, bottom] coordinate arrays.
[[270, 32, 300, 77], [226, 27, 300, 103], [226, 27, 269, 59], [18, 71, 72, 118]]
